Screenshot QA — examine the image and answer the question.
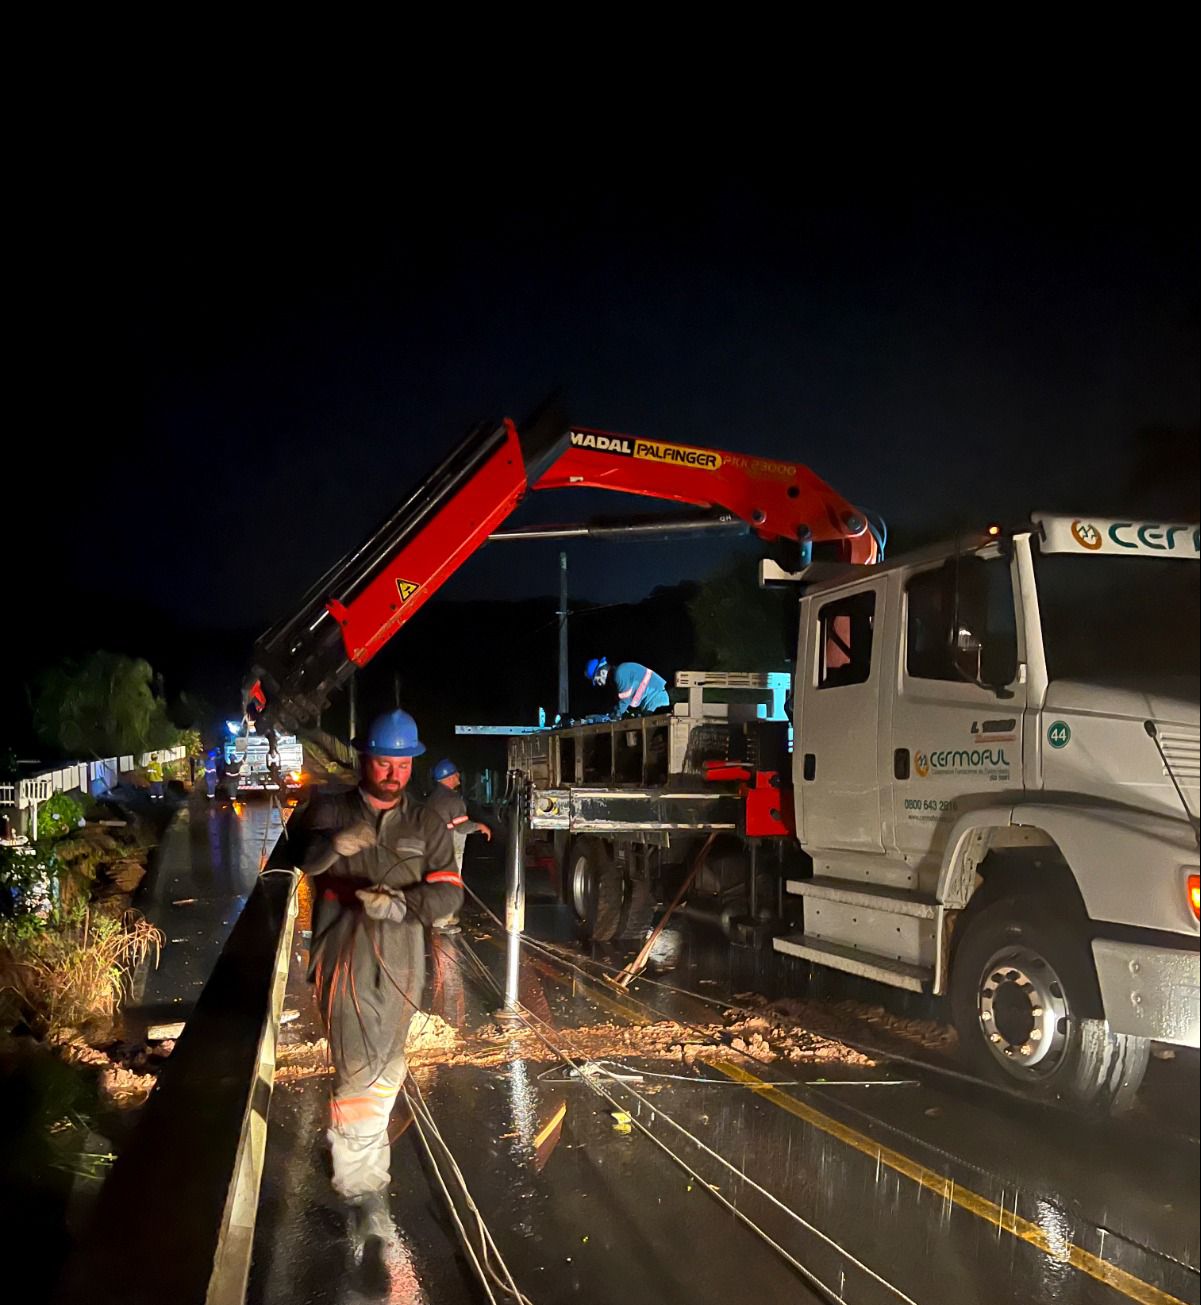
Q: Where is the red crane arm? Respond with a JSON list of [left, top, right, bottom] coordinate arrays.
[[251, 413, 878, 728], [538, 427, 876, 558]]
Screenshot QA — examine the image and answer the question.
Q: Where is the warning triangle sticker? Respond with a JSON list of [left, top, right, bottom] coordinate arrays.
[[396, 579, 420, 603]]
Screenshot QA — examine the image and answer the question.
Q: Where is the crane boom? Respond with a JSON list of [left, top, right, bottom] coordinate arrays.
[[251, 407, 879, 729]]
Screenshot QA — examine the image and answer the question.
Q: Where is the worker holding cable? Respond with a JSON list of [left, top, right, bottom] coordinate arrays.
[[423, 757, 492, 934], [289, 708, 462, 1257]]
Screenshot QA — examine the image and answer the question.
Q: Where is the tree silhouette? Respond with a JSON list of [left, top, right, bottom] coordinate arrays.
[[33, 653, 180, 759]]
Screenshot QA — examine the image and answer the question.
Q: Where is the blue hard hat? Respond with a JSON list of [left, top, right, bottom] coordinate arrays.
[[584, 656, 607, 680], [356, 708, 426, 758], [431, 757, 459, 781]]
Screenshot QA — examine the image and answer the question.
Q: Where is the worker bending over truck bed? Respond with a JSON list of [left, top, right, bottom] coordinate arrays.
[[586, 655, 670, 717]]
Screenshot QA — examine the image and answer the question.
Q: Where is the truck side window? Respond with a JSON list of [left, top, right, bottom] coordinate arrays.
[[818, 592, 875, 688], [906, 557, 1018, 685]]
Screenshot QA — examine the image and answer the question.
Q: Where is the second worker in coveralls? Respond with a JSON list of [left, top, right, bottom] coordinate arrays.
[[424, 757, 492, 933], [289, 708, 463, 1255]]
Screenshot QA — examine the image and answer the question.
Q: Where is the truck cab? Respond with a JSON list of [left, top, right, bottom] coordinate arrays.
[[780, 514, 1199, 1108]]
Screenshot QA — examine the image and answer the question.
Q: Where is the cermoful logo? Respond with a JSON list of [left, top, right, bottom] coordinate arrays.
[[1070, 520, 1103, 550], [571, 429, 722, 471], [916, 747, 1011, 774]]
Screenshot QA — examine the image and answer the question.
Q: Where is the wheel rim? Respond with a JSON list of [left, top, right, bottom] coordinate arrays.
[[977, 944, 1071, 1075], [571, 852, 595, 921]]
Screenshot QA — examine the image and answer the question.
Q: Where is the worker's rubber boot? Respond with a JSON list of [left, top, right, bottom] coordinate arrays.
[[349, 1190, 392, 1292], [350, 1189, 393, 1242]]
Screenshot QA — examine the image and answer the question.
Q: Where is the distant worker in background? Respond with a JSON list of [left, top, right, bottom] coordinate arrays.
[[424, 758, 492, 934], [265, 733, 284, 796], [222, 750, 242, 799], [203, 749, 220, 799], [288, 709, 462, 1265], [145, 753, 165, 801], [585, 656, 670, 717]]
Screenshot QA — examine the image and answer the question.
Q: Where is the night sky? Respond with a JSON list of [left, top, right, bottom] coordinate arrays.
[[17, 175, 1200, 726]]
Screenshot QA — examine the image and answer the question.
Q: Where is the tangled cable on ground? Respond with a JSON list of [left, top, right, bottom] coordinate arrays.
[[450, 928, 917, 1305], [458, 887, 1198, 1281]]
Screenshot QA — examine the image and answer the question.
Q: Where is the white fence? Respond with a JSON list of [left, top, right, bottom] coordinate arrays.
[[0, 746, 187, 836]]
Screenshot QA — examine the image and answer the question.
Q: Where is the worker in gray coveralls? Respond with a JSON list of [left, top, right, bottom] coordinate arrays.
[[423, 757, 492, 933], [289, 709, 463, 1255]]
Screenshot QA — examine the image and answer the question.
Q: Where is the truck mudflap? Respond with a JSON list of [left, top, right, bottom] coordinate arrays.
[[529, 785, 742, 834], [1092, 938, 1200, 1046]]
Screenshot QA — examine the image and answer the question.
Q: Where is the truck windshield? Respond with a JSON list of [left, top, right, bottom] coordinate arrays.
[[1035, 553, 1200, 681]]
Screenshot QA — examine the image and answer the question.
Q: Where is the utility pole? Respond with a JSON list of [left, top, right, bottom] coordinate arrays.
[[347, 675, 357, 745], [394, 672, 402, 709], [557, 550, 569, 721]]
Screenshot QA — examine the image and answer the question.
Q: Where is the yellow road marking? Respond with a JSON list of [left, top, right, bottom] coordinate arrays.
[[714, 1060, 1186, 1305], [533, 1100, 567, 1151]]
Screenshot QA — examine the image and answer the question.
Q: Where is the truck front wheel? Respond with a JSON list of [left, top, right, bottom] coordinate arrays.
[[950, 897, 1150, 1114]]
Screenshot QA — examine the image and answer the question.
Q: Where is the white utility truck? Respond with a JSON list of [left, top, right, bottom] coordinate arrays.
[[513, 514, 1199, 1110], [223, 727, 304, 796]]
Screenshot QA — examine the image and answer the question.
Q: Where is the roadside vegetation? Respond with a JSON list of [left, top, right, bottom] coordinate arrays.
[[1, 651, 211, 1276]]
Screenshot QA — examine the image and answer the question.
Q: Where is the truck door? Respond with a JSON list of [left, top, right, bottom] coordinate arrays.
[[796, 581, 886, 853], [890, 551, 1026, 866]]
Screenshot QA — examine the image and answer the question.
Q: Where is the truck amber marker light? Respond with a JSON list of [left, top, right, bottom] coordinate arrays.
[[1189, 873, 1200, 922]]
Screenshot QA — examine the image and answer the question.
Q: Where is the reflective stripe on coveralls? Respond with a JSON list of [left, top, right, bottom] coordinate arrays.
[[613, 662, 669, 715]]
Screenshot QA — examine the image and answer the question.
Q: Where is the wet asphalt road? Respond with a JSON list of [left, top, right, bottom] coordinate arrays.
[[241, 842, 1200, 1305]]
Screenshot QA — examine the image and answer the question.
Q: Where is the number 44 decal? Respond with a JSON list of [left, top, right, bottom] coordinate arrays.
[[1047, 721, 1072, 749]]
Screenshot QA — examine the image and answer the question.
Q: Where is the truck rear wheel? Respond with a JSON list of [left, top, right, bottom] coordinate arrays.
[[950, 897, 1150, 1113], [568, 838, 624, 942]]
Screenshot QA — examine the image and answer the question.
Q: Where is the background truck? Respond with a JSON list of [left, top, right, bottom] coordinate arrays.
[[244, 405, 1199, 1109], [223, 728, 304, 795], [511, 513, 1200, 1110]]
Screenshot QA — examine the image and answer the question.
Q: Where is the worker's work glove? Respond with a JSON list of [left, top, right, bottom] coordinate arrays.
[[332, 823, 376, 857], [355, 885, 408, 924]]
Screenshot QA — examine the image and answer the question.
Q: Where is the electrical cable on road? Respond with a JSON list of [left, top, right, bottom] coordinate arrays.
[[534, 1061, 919, 1088], [451, 930, 917, 1305], [403, 1073, 534, 1305], [482, 893, 1201, 1149], [458, 888, 1199, 1282]]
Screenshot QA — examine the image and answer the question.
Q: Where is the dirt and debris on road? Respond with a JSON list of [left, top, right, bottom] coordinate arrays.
[[736, 994, 958, 1060], [276, 1004, 873, 1086]]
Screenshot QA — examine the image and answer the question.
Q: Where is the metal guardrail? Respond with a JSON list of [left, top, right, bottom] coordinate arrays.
[[57, 869, 299, 1305]]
